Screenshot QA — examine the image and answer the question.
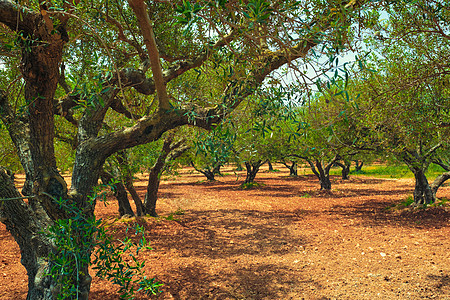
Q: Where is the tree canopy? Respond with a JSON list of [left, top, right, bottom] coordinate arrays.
[[2, 0, 447, 299]]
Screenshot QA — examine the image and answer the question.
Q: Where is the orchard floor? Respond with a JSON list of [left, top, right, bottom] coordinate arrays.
[[1, 166, 449, 300]]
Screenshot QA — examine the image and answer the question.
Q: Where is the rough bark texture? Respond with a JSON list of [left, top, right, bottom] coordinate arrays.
[[306, 157, 339, 190], [431, 171, 450, 197], [0, 1, 367, 298], [401, 146, 441, 206], [412, 169, 435, 205], [244, 160, 266, 184], [100, 169, 135, 217], [116, 152, 144, 216], [0, 168, 58, 300], [191, 162, 222, 181], [0, 91, 34, 196], [282, 161, 298, 176], [335, 161, 351, 180], [430, 159, 450, 198], [144, 136, 189, 217]]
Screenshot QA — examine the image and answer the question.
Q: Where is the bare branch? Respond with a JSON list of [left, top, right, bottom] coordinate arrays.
[[128, 0, 170, 110]]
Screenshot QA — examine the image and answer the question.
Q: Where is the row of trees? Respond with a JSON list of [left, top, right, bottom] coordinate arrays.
[[0, 0, 448, 299]]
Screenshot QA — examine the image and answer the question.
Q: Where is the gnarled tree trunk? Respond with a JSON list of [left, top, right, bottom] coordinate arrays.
[[335, 161, 351, 180], [0, 168, 59, 300], [431, 171, 450, 198], [191, 162, 222, 181], [306, 157, 339, 190], [354, 160, 364, 173], [430, 159, 450, 199], [244, 160, 267, 184], [116, 151, 144, 216], [144, 135, 189, 217], [412, 169, 435, 205], [100, 169, 135, 217], [401, 146, 442, 206], [281, 161, 298, 176]]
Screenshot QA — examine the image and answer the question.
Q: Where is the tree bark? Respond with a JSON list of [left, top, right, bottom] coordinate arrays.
[[0, 168, 63, 300], [0, 1, 368, 298], [412, 169, 436, 205], [100, 169, 135, 217], [401, 147, 442, 206], [281, 161, 298, 176], [244, 160, 266, 184], [430, 171, 450, 199], [335, 161, 351, 180], [354, 160, 364, 172], [191, 162, 221, 181], [144, 135, 189, 216], [116, 151, 144, 216], [305, 158, 338, 190]]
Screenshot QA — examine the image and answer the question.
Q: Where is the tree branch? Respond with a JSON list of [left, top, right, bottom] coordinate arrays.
[[128, 0, 170, 110], [0, 0, 40, 34]]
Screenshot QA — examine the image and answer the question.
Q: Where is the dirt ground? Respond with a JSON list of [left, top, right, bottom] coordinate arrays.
[[1, 165, 449, 300]]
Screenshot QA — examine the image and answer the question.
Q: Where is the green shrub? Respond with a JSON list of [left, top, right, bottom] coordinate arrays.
[[45, 184, 162, 299], [240, 182, 264, 189]]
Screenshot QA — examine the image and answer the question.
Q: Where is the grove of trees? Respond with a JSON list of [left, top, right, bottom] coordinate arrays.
[[0, 0, 448, 299]]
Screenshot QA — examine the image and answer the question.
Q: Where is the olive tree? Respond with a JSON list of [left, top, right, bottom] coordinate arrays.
[[0, 0, 370, 298], [345, 0, 450, 205]]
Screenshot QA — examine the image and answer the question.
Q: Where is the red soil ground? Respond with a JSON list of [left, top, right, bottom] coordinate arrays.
[[1, 166, 449, 299]]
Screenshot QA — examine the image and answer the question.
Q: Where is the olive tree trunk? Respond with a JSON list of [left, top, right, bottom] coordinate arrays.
[[412, 169, 435, 205], [0, 169, 59, 300], [306, 157, 339, 190], [100, 169, 135, 217], [431, 171, 450, 198], [335, 161, 351, 180], [0, 1, 361, 298], [400, 146, 444, 206], [191, 162, 222, 181], [144, 135, 189, 217], [281, 161, 298, 176], [244, 160, 267, 184], [430, 159, 450, 198], [116, 151, 144, 216], [354, 160, 364, 172]]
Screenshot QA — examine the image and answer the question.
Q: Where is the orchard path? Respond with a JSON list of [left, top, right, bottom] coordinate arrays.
[[1, 165, 449, 299]]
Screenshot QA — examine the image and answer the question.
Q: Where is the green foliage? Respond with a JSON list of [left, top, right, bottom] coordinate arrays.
[[71, 71, 112, 110], [243, 0, 273, 28], [191, 123, 235, 171], [0, 127, 22, 172], [429, 198, 449, 208], [240, 182, 264, 189], [358, 162, 446, 179], [393, 196, 449, 210], [165, 208, 185, 220], [45, 187, 162, 299], [400, 196, 414, 207]]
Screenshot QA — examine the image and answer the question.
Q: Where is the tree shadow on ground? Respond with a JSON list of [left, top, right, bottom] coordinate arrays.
[[323, 186, 411, 198], [170, 175, 407, 199], [91, 261, 322, 300], [427, 274, 450, 293], [141, 209, 310, 259], [100, 208, 317, 299], [328, 198, 450, 229], [157, 262, 321, 300], [337, 177, 392, 185], [132, 185, 182, 199], [207, 183, 303, 194]]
